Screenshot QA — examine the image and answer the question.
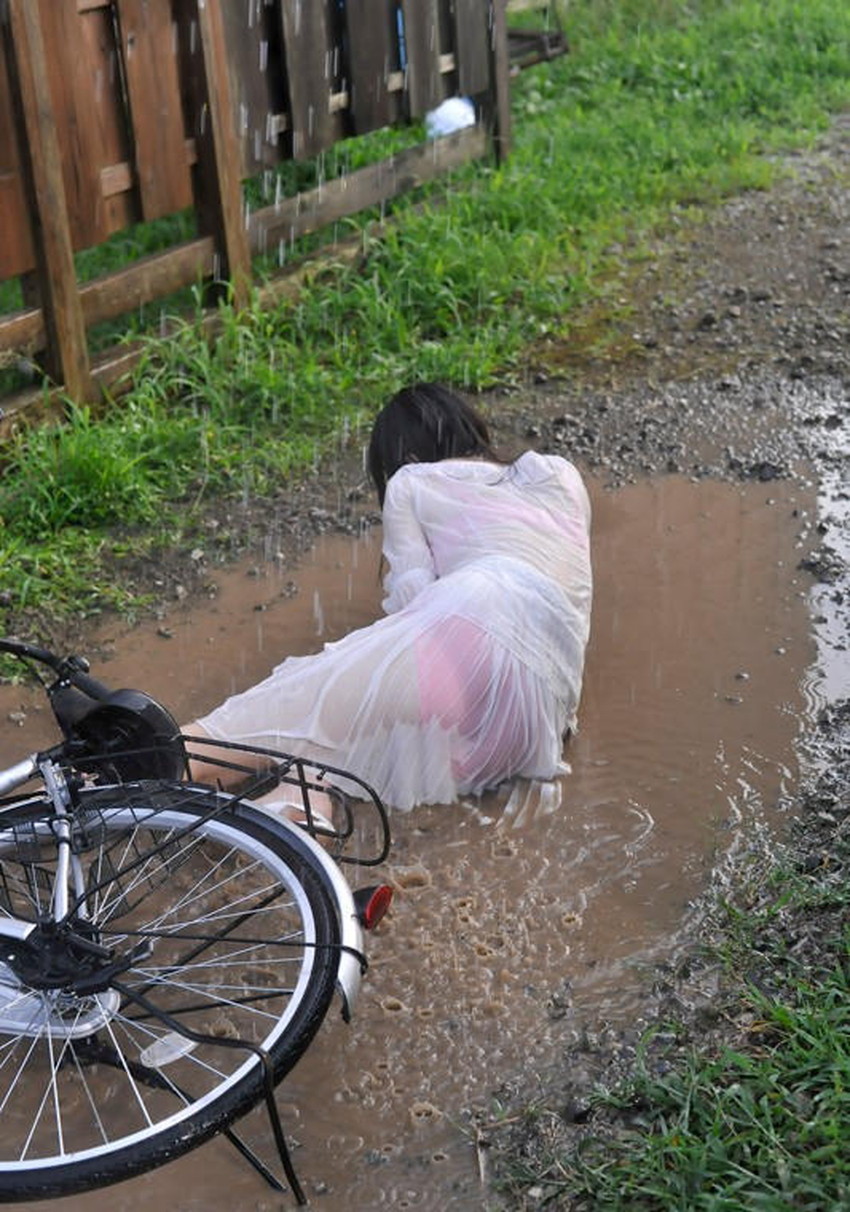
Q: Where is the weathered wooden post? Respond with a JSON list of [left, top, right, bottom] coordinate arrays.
[[1, 0, 94, 402], [490, 0, 513, 163]]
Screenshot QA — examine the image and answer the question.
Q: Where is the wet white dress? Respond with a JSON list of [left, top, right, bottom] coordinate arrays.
[[197, 451, 592, 811]]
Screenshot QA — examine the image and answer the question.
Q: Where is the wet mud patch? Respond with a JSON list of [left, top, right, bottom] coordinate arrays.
[[2, 115, 848, 1212], [4, 468, 823, 1212]]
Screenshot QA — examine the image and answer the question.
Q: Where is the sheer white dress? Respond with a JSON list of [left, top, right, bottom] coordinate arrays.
[[196, 451, 592, 811]]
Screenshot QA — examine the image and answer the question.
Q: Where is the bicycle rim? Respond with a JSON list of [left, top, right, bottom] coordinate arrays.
[[0, 782, 340, 1200]]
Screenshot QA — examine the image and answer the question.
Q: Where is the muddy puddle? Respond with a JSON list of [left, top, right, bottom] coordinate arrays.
[[0, 471, 825, 1211]]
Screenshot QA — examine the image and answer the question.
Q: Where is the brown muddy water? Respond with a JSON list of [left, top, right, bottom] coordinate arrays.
[[0, 472, 824, 1211]]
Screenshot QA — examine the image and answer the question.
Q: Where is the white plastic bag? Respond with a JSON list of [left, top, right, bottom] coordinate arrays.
[[425, 96, 476, 138]]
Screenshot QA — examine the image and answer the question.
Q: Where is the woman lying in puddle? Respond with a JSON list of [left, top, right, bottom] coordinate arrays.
[[184, 382, 592, 818]]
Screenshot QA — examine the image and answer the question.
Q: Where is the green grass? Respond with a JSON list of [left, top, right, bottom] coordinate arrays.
[[548, 943, 850, 1209], [491, 787, 850, 1210], [575, 975, 850, 1211], [2, 0, 850, 632], [1, 3, 849, 1194]]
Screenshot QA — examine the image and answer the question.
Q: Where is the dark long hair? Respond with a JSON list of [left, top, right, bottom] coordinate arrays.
[[367, 382, 501, 506]]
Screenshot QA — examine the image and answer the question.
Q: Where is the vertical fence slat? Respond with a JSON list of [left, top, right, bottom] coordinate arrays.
[[344, 0, 402, 135], [191, 0, 251, 305], [38, 1, 136, 250], [489, 0, 511, 161], [278, 0, 344, 160], [3, 0, 93, 397], [114, 0, 194, 219], [400, 0, 443, 115], [221, 0, 284, 176], [0, 41, 34, 279], [453, 0, 491, 96], [76, 4, 139, 237], [36, 0, 104, 249]]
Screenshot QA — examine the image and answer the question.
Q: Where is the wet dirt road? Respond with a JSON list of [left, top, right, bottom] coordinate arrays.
[[0, 468, 823, 1211]]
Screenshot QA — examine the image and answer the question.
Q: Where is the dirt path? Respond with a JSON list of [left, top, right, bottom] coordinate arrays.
[[478, 118, 850, 1203], [1, 116, 848, 1211]]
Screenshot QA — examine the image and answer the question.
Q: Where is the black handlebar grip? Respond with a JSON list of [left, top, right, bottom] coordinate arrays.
[[60, 667, 113, 703]]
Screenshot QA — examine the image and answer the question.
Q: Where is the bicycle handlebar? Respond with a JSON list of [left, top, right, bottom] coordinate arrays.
[[0, 638, 63, 669], [0, 638, 112, 701]]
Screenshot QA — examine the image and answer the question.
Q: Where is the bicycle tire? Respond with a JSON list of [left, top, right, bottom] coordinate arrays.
[[0, 781, 340, 1200]]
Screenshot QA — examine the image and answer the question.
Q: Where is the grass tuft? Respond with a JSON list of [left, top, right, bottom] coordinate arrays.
[[2, 0, 850, 627]]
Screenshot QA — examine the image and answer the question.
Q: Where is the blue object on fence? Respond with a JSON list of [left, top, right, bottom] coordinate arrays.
[[397, 5, 407, 69]]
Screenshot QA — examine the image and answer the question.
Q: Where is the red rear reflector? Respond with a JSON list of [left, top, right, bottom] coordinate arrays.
[[354, 884, 393, 930]]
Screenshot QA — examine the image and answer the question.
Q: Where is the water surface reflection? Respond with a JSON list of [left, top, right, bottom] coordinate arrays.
[[2, 473, 819, 1211]]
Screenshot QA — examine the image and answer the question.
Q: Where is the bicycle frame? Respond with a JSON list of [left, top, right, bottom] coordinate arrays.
[[0, 756, 374, 1030], [0, 637, 393, 1202], [0, 639, 391, 1028]]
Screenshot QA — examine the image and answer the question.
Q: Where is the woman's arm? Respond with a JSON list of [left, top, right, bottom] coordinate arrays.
[[380, 470, 437, 613]]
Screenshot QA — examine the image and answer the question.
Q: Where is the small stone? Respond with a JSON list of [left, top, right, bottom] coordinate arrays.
[[750, 461, 783, 481]]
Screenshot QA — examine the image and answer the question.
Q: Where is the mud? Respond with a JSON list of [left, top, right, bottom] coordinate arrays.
[[1, 117, 849, 1209], [0, 470, 828, 1210]]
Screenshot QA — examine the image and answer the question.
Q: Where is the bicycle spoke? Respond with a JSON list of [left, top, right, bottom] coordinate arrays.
[[0, 791, 340, 1197]]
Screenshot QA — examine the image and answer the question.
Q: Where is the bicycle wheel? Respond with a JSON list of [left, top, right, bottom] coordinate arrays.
[[0, 782, 340, 1200]]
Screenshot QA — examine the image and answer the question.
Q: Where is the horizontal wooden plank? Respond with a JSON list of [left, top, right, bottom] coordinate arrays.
[[79, 235, 217, 328], [0, 307, 42, 356], [100, 160, 134, 199], [2, 0, 510, 413], [248, 125, 487, 252], [506, 0, 564, 12], [508, 29, 568, 68], [99, 138, 196, 200], [0, 236, 216, 355], [2, 124, 485, 356], [0, 385, 66, 435]]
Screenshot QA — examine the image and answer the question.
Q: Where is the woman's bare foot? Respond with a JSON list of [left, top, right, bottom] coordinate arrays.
[[181, 722, 338, 834], [252, 786, 338, 832], [181, 721, 272, 787]]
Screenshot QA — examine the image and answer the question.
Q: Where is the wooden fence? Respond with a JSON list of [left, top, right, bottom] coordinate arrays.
[[0, 1, 560, 423]]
